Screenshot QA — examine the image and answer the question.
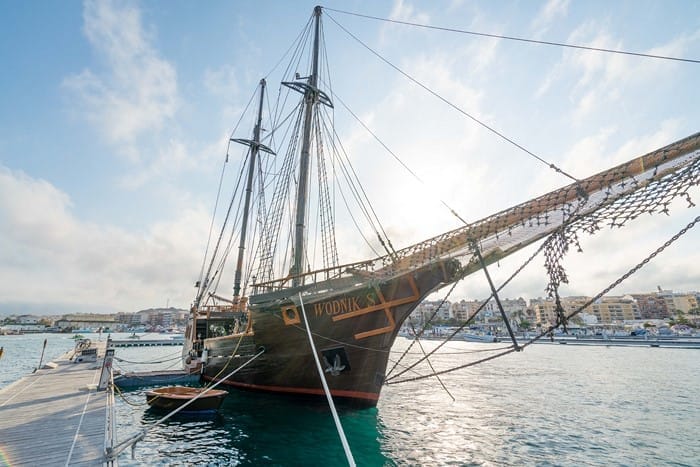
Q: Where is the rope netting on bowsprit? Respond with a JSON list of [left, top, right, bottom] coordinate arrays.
[[385, 146, 699, 386]]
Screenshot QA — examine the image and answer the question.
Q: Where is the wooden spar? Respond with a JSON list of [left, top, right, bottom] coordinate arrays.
[[386, 131, 700, 273], [233, 79, 267, 299], [291, 6, 323, 286]]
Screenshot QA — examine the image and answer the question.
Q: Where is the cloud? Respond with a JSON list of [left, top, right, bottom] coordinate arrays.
[[62, 0, 178, 147], [0, 165, 208, 312], [204, 64, 239, 98], [530, 0, 570, 39], [535, 20, 698, 122], [388, 0, 430, 23]]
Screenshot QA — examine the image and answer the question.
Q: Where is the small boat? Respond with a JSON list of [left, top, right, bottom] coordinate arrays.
[[460, 332, 499, 343], [145, 386, 228, 413]]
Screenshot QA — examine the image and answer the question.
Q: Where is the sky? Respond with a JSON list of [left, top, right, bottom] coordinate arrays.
[[0, 0, 698, 316]]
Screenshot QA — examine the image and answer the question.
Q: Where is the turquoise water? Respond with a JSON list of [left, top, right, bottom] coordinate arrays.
[[2, 334, 699, 465], [0, 333, 77, 388]]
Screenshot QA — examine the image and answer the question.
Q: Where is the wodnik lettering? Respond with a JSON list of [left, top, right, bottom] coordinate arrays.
[[313, 293, 377, 317]]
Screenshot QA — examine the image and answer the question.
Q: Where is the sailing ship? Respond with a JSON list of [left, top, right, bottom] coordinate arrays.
[[183, 7, 700, 407]]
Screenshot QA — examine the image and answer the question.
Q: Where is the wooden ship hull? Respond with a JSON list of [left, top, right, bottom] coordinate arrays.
[[186, 259, 459, 407]]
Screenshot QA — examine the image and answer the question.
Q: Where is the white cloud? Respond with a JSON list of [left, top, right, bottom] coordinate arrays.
[[389, 0, 430, 23], [63, 0, 179, 147], [530, 0, 570, 38], [535, 20, 697, 122], [204, 64, 239, 98], [0, 165, 208, 312]]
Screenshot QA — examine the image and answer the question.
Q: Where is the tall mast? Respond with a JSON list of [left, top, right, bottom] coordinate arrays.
[[232, 78, 270, 299], [291, 6, 322, 286]]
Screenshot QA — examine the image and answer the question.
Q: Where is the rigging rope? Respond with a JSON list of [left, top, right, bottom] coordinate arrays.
[[328, 88, 470, 227], [196, 86, 259, 303], [386, 237, 550, 382], [386, 280, 461, 378], [317, 105, 392, 257], [324, 11, 581, 184], [322, 7, 700, 64], [386, 215, 700, 385], [109, 348, 266, 460]]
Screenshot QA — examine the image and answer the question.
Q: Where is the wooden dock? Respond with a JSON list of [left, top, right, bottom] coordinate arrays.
[[0, 341, 115, 466]]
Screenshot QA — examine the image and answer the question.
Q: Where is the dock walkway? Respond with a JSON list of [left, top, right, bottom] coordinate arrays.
[[0, 341, 114, 466]]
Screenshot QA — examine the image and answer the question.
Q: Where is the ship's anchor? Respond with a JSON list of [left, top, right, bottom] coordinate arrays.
[[323, 354, 346, 376]]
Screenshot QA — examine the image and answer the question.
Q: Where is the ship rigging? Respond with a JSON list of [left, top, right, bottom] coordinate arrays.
[[183, 6, 699, 406]]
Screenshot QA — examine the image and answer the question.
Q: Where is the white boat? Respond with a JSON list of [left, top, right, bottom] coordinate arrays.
[[459, 332, 499, 343]]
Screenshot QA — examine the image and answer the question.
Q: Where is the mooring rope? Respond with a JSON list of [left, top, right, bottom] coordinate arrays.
[[106, 348, 265, 462], [298, 293, 356, 467]]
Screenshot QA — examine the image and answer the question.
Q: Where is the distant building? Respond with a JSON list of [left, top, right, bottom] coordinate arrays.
[[410, 300, 452, 323], [449, 300, 472, 322], [17, 315, 40, 324], [631, 294, 669, 319], [657, 290, 698, 314], [590, 296, 640, 323], [55, 314, 116, 331], [530, 296, 596, 325]]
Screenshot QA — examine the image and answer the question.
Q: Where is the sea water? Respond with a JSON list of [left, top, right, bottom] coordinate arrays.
[[2, 334, 698, 466]]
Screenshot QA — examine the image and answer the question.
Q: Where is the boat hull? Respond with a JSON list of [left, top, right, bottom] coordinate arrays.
[[145, 386, 228, 413], [190, 259, 460, 407]]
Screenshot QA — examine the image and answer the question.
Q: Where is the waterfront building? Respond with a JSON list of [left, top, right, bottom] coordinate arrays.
[[462, 299, 498, 322], [529, 298, 553, 325], [590, 296, 640, 323], [409, 300, 452, 324], [450, 300, 471, 322], [530, 296, 598, 325], [631, 294, 670, 319], [55, 314, 117, 331], [657, 290, 698, 314]]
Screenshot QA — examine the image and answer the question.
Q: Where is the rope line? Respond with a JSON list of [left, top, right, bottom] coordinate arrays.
[[109, 348, 266, 460], [298, 293, 356, 467], [386, 215, 699, 384], [323, 7, 700, 64], [326, 11, 581, 183]]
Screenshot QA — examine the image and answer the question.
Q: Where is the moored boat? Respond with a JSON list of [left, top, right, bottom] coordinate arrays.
[[145, 386, 228, 413]]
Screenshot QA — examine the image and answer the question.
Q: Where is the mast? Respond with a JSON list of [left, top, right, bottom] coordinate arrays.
[[233, 79, 268, 299], [291, 5, 322, 286]]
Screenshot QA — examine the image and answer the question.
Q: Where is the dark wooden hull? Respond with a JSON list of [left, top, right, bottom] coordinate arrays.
[[145, 386, 228, 413], [190, 259, 459, 407]]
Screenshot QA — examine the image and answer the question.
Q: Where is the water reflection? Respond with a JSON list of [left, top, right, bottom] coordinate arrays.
[[112, 340, 700, 466]]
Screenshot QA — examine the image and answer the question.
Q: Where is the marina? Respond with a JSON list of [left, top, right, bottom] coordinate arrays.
[[1, 2, 699, 466], [0, 333, 699, 465]]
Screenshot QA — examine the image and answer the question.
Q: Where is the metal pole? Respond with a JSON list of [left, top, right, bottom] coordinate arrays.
[[35, 338, 47, 372]]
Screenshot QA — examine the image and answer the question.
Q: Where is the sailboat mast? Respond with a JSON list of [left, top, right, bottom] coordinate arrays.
[[291, 6, 322, 286], [233, 78, 266, 299]]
